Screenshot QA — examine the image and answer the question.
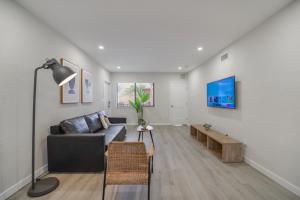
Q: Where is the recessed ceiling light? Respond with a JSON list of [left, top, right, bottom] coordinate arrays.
[[116, 66, 121, 69], [178, 66, 182, 70], [197, 46, 203, 51], [98, 45, 104, 50]]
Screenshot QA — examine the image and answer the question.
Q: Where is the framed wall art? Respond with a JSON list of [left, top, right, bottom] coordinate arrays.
[[60, 58, 80, 103], [81, 69, 93, 103]]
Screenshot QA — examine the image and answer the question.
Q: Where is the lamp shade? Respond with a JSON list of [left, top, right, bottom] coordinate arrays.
[[46, 59, 77, 86], [52, 66, 77, 86]]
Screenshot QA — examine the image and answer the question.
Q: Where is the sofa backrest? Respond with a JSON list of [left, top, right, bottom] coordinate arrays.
[[50, 111, 105, 134], [60, 116, 90, 134], [85, 113, 103, 132]]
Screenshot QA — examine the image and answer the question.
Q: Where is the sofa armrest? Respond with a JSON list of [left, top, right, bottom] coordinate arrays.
[[108, 117, 127, 124], [47, 133, 106, 172]]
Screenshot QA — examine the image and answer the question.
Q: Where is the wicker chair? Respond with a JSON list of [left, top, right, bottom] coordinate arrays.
[[102, 142, 154, 200]]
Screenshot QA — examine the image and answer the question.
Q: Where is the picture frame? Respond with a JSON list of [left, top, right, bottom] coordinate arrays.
[[60, 58, 80, 103], [81, 69, 93, 103]]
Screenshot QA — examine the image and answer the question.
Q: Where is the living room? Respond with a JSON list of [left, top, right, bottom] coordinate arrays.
[[0, 0, 300, 200]]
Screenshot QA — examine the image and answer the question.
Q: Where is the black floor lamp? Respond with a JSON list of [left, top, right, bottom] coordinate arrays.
[[27, 58, 77, 197]]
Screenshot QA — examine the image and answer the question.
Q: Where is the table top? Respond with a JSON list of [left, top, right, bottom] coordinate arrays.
[[137, 125, 154, 132], [191, 124, 241, 144]]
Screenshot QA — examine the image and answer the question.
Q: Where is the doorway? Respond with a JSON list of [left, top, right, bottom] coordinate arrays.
[[169, 80, 188, 126], [103, 81, 111, 115]]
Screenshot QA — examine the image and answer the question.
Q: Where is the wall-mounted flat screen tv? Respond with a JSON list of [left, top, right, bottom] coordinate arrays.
[[207, 76, 236, 109]]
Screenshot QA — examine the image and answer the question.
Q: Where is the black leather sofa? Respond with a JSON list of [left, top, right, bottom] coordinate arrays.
[[47, 111, 126, 172]]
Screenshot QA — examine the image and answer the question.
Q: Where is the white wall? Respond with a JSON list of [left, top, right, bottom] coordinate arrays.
[[187, 1, 300, 196], [110, 72, 186, 124], [0, 1, 110, 198]]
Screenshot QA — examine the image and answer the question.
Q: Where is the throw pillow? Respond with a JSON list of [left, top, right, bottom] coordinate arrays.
[[100, 115, 108, 129], [104, 115, 111, 126]]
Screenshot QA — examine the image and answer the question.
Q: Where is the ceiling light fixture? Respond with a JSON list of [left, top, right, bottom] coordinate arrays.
[[116, 66, 121, 69], [197, 46, 203, 51], [98, 45, 104, 50], [178, 66, 182, 70]]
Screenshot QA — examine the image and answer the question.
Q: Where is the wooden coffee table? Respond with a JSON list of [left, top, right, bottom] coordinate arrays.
[[137, 125, 155, 147]]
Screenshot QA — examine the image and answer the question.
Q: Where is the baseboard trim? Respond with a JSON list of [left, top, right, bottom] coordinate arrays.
[[127, 123, 171, 126], [151, 123, 171, 125], [244, 157, 300, 197], [0, 165, 48, 200]]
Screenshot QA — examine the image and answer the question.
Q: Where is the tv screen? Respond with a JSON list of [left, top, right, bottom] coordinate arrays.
[[207, 76, 236, 109]]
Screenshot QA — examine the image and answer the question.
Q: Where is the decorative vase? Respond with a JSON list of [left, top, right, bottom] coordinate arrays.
[[137, 111, 143, 126], [141, 120, 147, 129]]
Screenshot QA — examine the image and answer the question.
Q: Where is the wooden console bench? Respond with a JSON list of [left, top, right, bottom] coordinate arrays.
[[191, 124, 243, 163]]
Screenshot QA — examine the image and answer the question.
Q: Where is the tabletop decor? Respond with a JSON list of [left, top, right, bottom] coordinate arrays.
[[203, 123, 212, 131], [129, 88, 150, 125]]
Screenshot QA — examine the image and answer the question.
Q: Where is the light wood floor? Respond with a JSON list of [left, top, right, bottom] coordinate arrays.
[[9, 125, 300, 200]]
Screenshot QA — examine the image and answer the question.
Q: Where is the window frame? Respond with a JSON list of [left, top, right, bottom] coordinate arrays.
[[117, 82, 155, 108]]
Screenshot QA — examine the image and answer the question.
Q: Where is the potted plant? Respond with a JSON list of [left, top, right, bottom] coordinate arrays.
[[129, 88, 150, 127]]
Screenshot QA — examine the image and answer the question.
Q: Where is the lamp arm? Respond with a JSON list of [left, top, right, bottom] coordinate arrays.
[[31, 65, 46, 190], [43, 58, 60, 70]]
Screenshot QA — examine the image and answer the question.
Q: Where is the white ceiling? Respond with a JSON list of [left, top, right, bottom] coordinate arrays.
[[16, 0, 292, 72]]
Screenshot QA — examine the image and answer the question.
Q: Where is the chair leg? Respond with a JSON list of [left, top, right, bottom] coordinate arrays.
[[151, 156, 154, 174], [102, 182, 106, 200], [148, 160, 151, 200], [150, 131, 155, 148], [148, 182, 150, 200], [102, 158, 107, 200]]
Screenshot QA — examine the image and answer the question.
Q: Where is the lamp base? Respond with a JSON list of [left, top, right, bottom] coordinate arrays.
[[27, 177, 59, 197]]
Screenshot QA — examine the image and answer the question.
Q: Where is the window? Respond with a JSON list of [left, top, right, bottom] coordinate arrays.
[[136, 83, 154, 107], [117, 83, 135, 107], [117, 82, 154, 107]]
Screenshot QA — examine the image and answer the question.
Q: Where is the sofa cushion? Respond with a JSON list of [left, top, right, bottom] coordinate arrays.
[[98, 125, 126, 145], [85, 113, 103, 132], [60, 117, 90, 134]]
